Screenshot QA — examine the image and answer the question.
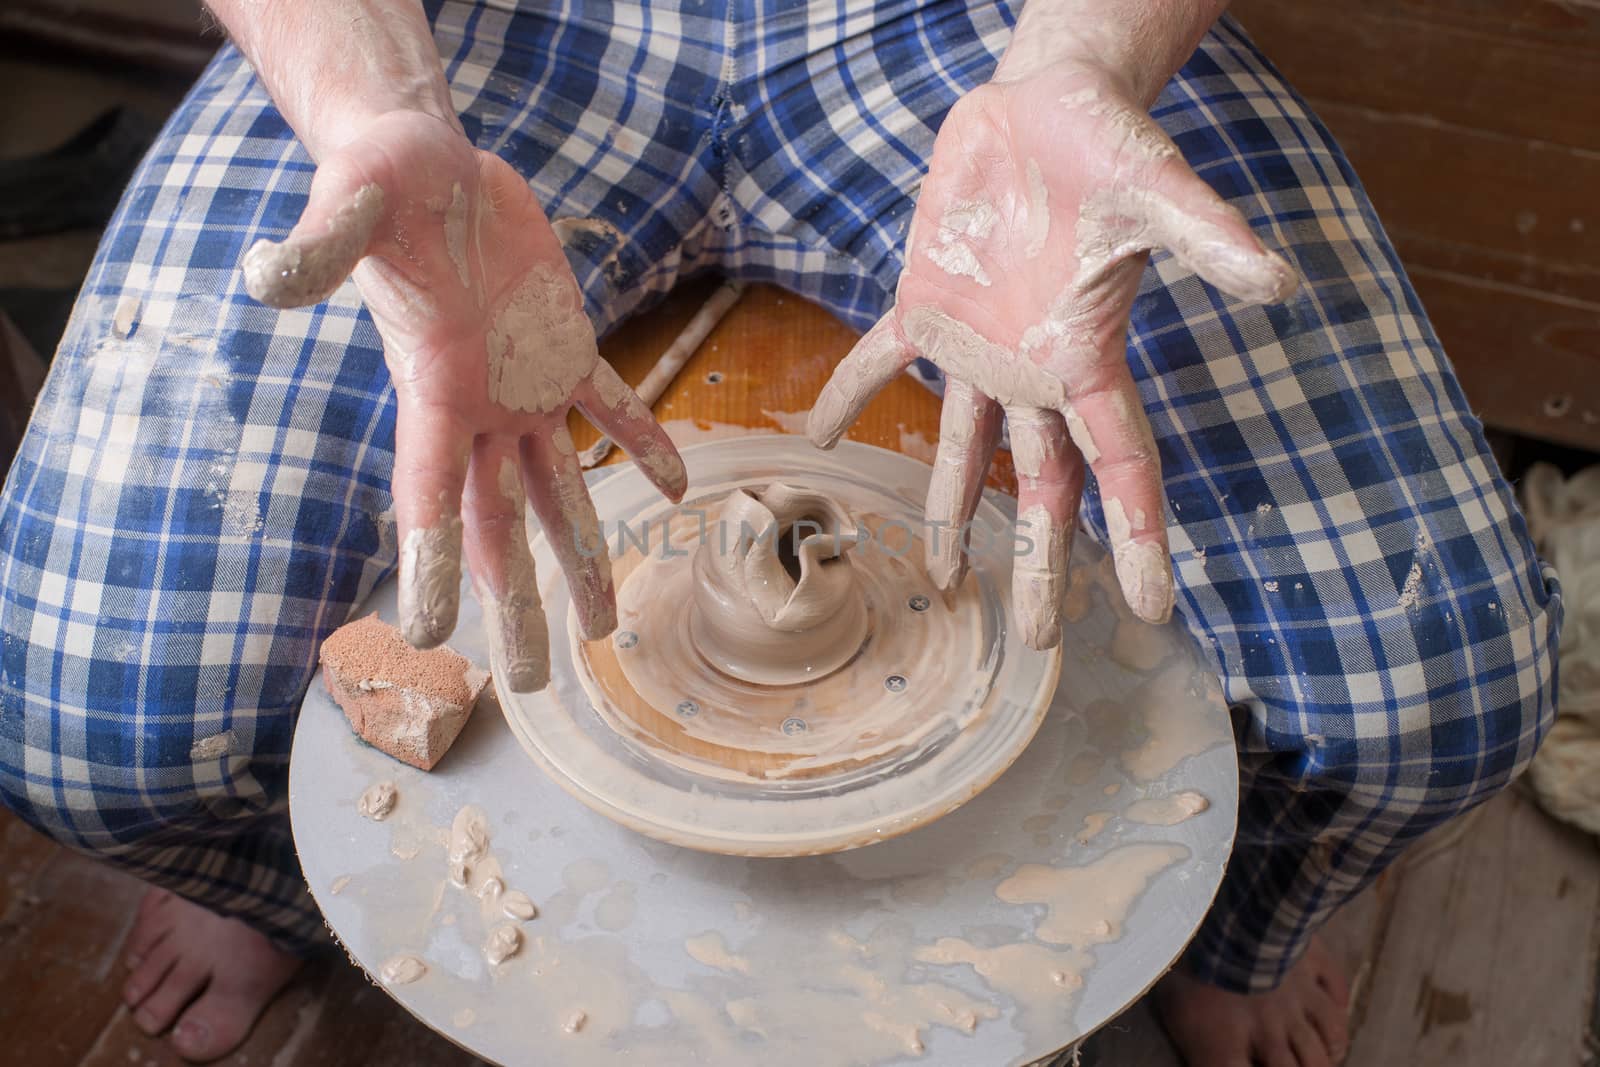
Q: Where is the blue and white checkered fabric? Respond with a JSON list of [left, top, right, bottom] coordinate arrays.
[[0, 0, 1560, 986]]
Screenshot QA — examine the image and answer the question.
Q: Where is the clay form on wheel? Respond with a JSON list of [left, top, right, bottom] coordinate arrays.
[[688, 483, 869, 686], [499, 438, 1063, 856]]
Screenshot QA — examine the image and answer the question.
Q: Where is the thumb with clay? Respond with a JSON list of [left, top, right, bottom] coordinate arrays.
[[243, 154, 385, 310]]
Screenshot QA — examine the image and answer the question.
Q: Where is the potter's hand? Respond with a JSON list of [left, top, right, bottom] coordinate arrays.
[[809, 51, 1294, 649], [242, 111, 686, 690]]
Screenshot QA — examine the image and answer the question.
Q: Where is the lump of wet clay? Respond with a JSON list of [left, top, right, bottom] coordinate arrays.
[[380, 954, 428, 986], [502, 889, 539, 921], [357, 780, 398, 820], [320, 613, 489, 771], [484, 924, 522, 966]]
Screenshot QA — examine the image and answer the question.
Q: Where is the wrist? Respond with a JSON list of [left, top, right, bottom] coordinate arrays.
[[304, 103, 465, 163], [208, 0, 463, 161], [991, 0, 1226, 107], [994, 51, 1145, 105], [265, 66, 463, 163]]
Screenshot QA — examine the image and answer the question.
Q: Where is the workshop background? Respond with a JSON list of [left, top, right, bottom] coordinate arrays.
[[1, 0, 1597, 1064]]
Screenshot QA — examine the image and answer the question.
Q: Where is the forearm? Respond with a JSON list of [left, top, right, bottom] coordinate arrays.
[[993, 0, 1228, 104], [207, 0, 460, 159]]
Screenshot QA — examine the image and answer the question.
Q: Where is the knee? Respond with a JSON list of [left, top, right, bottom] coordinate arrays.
[[0, 619, 280, 854], [1462, 560, 1562, 790], [1337, 554, 1561, 816]]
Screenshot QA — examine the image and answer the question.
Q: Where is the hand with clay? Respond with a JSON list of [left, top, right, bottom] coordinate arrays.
[[222, 1, 686, 692], [808, 0, 1296, 649]]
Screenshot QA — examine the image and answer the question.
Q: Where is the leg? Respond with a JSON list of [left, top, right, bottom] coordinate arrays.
[[433, 0, 726, 336], [0, 5, 722, 1057], [0, 47, 388, 1053], [0, 43, 388, 956], [1141, 17, 1559, 997], [734, 4, 1561, 1063]]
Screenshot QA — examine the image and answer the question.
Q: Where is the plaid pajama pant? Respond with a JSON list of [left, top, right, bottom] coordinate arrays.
[[0, 0, 1561, 991]]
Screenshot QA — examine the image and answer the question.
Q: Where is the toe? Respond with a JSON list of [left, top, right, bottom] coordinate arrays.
[[1176, 1014, 1253, 1067], [1306, 940, 1351, 1011], [1288, 1020, 1332, 1067], [138, 887, 175, 919], [1254, 1024, 1299, 1067], [1302, 980, 1350, 1060], [169, 943, 304, 1064], [1306, 998, 1350, 1064], [1313, 966, 1351, 1015], [123, 937, 179, 1008], [133, 959, 209, 1036], [171, 986, 268, 1063], [1153, 970, 1254, 1067], [124, 888, 177, 968]]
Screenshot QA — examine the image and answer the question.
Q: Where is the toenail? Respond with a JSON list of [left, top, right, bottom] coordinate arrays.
[[135, 1009, 158, 1030], [176, 1019, 209, 1046], [124, 985, 142, 1004]]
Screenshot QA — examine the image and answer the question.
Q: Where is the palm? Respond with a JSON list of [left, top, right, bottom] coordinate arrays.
[[811, 69, 1296, 648], [243, 111, 685, 691], [335, 117, 571, 418], [898, 75, 1140, 354]]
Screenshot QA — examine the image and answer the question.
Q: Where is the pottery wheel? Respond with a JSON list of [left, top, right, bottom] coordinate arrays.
[[289, 438, 1240, 1066], [511, 439, 1062, 856]]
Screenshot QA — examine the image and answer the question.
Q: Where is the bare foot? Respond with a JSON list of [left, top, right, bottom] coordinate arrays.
[[1153, 936, 1351, 1066], [120, 888, 304, 1062]]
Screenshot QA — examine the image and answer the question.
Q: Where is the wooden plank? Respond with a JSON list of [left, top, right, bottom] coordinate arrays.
[[1390, 233, 1600, 312], [1084, 997, 1183, 1066], [1229, 1, 1600, 149], [1318, 873, 1397, 1035], [1408, 266, 1600, 453], [0, 1, 218, 77], [1219, 4, 1600, 452], [1349, 788, 1600, 1065], [1307, 101, 1600, 303], [1374, 0, 1600, 49], [0, 808, 64, 923], [0, 849, 147, 1066], [578, 280, 1019, 496]]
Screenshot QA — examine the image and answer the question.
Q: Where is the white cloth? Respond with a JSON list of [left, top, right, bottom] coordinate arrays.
[[1522, 463, 1600, 834]]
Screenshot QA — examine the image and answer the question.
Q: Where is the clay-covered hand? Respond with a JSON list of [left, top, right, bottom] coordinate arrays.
[[809, 58, 1295, 649], [242, 111, 686, 691]]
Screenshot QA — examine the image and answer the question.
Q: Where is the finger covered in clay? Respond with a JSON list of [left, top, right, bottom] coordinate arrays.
[[808, 316, 915, 450], [243, 171, 385, 309], [925, 380, 1002, 592], [463, 444, 550, 694], [573, 359, 688, 502], [392, 407, 469, 650], [521, 426, 616, 640], [1055, 373, 1173, 625], [1008, 408, 1086, 649]]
